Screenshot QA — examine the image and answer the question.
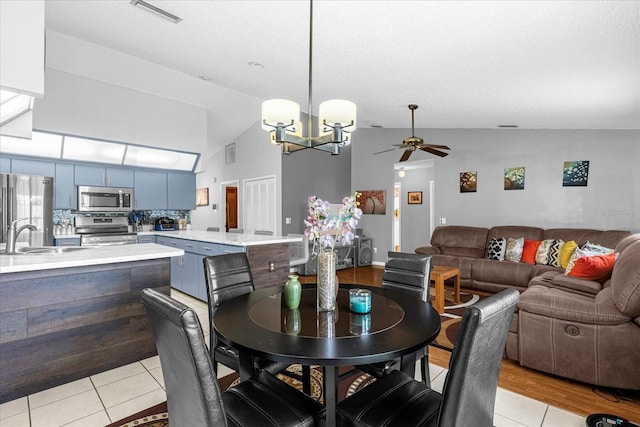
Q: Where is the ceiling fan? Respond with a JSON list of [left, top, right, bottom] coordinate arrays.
[[373, 104, 450, 162]]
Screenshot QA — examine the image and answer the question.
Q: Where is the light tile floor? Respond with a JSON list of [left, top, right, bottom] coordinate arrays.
[[0, 291, 587, 427]]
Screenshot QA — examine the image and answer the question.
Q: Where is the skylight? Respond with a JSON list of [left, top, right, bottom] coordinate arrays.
[[0, 130, 199, 171]]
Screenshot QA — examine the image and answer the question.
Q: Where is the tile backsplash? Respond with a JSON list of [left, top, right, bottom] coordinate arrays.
[[53, 210, 191, 226]]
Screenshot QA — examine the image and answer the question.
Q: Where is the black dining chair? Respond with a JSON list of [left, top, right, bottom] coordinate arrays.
[[141, 288, 325, 427], [337, 288, 519, 427], [355, 251, 433, 384], [203, 252, 311, 392]]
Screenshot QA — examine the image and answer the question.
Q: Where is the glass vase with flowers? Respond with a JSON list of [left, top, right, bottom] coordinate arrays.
[[304, 192, 362, 311]]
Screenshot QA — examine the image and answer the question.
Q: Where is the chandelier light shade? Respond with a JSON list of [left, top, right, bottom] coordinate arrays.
[[261, 99, 300, 132], [319, 100, 356, 132], [262, 0, 356, 155]]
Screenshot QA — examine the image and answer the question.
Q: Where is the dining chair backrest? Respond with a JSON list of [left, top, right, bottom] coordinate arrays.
[[438, 288, 519, 426], [254, 230, 273, 235], [335, 288, 519, 427], [207, 226, 220, 232], [382, 251, 432, 302], [142, 288, 324, 427], [141, 288, 227, 426], [203, 253, 255, 355]]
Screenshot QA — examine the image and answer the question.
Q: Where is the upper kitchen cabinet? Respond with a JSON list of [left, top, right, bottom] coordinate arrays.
[[54, 163, 75, 209], [0, 157, 10, 173], [10, 158, 55, 177], [74, 165, 134, 188], [167, 172, 196, 210], [134, 170, 167, 210]]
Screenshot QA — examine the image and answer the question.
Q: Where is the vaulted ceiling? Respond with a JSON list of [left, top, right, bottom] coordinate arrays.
[[44, 1, 639, 133]]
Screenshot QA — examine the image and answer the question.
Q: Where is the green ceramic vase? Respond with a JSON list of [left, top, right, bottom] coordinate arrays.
[[284, 274, 302, 310]]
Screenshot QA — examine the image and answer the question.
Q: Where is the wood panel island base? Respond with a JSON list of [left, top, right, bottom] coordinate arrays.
[[0, 245, 182, 403]]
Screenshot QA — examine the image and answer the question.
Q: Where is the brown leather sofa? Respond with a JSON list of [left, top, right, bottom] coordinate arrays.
[[511, 234, 640, 390], [416, 225, 640, 390], [415, 225, 630, 293]]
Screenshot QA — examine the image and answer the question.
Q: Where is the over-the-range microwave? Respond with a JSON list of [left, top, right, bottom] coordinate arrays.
[[77, 186, 133, 212]]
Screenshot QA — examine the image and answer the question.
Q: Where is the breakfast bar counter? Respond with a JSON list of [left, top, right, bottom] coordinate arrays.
[[0, 244, 183, 403], [0, 243, 184, 274]]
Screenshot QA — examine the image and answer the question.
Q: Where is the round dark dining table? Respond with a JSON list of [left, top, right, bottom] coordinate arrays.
[[213, 284, 441, 427]]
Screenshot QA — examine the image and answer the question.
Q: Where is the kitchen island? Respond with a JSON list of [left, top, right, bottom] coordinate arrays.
[[149, 230, 302, 299], [0, 244, 183, 403]]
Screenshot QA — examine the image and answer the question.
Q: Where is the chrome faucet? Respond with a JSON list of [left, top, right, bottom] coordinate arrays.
[[5, 218, 37, 254]]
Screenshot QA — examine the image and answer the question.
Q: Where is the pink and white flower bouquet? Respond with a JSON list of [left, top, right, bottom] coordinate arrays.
[[304, 192, 362, 255]]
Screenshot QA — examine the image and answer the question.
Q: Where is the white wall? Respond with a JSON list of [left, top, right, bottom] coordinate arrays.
[[33, 69, 207, 158], [352, 128, 640, 263], [430, 129, 640, 232], [191, 120, 283, 233], [398, 165, 434, 254], [0, 0, 45, 97]]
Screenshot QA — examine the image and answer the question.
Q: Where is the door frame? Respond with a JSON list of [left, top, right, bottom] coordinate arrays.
[[220, 179, 239, 232]]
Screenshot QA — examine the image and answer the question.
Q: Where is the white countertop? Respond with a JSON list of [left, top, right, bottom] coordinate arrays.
[[0, 243, 184, 274], [151, 230, 303, 246], [53, 230, 303, 246]]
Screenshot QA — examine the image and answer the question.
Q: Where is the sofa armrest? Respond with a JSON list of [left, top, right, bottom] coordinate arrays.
[[519, 285, 630, 325], [415, 246, 441, 255]]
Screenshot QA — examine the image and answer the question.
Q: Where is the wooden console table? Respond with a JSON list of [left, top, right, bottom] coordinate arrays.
[[430, 265, 461, 314]]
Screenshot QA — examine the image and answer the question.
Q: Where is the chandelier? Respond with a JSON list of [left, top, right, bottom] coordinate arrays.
[[261, 0, 356, 155]]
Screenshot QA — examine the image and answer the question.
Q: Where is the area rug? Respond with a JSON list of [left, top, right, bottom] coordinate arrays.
[[106, 365, 372, 427], [431, 289, 484, 351]]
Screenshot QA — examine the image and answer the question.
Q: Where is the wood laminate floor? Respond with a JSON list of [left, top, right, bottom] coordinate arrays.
[[300, 265, 640, 422]]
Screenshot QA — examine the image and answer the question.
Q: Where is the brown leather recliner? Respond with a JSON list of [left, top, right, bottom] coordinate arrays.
[[509, 234, 640, 390]]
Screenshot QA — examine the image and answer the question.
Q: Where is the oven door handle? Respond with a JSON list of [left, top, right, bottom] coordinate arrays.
[[82, 241, 136, 247]]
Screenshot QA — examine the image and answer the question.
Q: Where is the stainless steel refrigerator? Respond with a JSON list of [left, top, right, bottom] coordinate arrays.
[[1, 173, 54, 247]]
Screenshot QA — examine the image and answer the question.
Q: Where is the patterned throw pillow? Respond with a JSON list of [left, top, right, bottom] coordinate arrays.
[[581, 241, 614, 255], [505, 237, 525, 262], [547, 239, 565, 267], [535, 239, 555, 264], [559, 240, 578, 269], [487, 237, 506, 261]]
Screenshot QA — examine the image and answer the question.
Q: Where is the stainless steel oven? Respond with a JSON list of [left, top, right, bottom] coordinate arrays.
[[75, 215, 137, 246], [77, 186, 133, 213]]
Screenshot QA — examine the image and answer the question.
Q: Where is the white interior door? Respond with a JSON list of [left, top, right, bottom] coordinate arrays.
[[243, 175, 276, 234]]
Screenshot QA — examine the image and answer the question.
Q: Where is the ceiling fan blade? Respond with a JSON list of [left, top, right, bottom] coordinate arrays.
[[424, 144, 450, 150], [420, 146, 449, 157], [399, 150, 413, 162], [373, 147, 401, 155]]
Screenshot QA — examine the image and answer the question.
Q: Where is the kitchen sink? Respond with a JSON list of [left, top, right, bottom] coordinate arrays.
[[9, 246, 89, 255]]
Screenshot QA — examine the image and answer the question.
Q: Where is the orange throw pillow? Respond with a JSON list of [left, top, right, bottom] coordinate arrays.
[[521, 240, 541, 264], [567, 253, 616, 281]]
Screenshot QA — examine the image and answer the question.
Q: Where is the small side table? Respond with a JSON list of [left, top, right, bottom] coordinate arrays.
[[430, 265, 461, 314]]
